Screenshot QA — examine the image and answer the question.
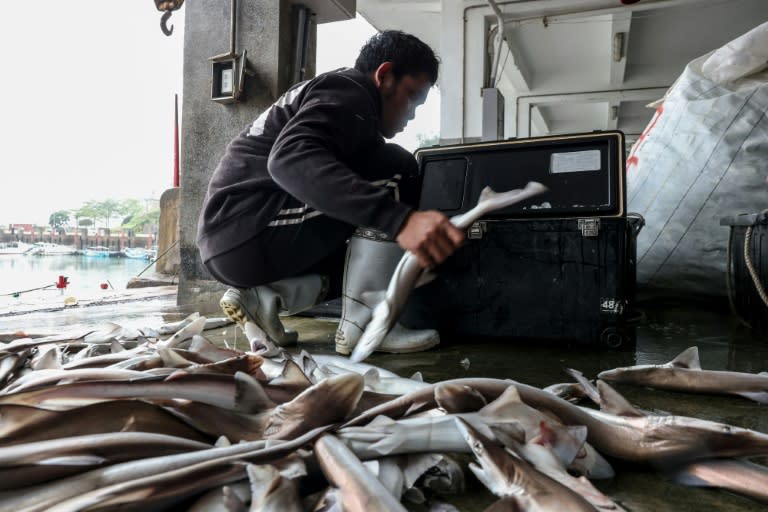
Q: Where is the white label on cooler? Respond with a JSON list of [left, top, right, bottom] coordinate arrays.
[[550, 149, 601, 174]]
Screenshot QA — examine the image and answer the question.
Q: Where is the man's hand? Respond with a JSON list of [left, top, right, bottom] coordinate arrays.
[[395, 210, 465, 269]]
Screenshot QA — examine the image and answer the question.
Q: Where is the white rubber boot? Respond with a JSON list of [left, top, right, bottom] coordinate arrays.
[[335, 229, 439, 355], [220, 274, 327, 346]]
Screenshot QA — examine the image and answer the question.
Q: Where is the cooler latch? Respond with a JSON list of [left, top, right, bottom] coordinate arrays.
[[578, 218, 600, 237], [468, 221, 486, 239]]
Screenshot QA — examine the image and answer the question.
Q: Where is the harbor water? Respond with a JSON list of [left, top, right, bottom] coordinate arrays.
[[0, 253, 156, 313]]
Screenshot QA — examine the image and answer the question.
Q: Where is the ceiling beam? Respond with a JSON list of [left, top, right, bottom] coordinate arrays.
[[498, 30, 532, 94], [531, 106, 550, 136], [516, 87, 667, 137], [609, 11, 632, 86]]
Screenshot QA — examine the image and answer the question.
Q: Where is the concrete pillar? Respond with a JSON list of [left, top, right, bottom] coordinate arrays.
[[439, 0, 464, 145], [439, 1, 493, 145], [178, 0, 317, 309], [156, 187, 180, 275]]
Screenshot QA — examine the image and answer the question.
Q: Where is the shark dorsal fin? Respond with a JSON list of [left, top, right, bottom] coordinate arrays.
[[479, 385, 523, 417], [410, 371, 424, 382], [597, 380, 646, 417], [363, 368, 380, 385], [214, 435, 231, 447], [296, 350, 318, 377], [279, 359, 312, 387], [669, 346, 701, 370], [235, 371, 276, 413]]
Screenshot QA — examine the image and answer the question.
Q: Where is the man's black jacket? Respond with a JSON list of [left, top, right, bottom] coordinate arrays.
[[197, 67, 414, 263]]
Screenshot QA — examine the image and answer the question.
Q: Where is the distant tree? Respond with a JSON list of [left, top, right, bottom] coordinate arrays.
[[119, 199, 144, 224], [93, 199, 121, 236], [49, 210, 70, 234], [76, 202, 99, 230], [122, 208, 161, 233], [416, 133, 440, 148]]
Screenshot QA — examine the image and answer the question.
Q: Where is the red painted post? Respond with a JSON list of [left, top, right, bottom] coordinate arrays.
[[173, 93, 180, 187]]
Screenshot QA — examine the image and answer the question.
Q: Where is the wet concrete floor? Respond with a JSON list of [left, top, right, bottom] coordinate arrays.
[[1, 290, 766, 511]]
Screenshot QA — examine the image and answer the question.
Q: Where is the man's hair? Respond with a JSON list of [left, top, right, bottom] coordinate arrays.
[[354, 30, 439, 84]]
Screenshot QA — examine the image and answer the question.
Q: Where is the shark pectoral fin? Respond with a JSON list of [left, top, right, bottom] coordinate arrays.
[[533, 421, 586, 466], [596, 380, 646, 417], [403, 399, 433, 417], [735, 391, 768, 404], [235, 371, 277, 413], [669, 346, 702, 369], [368, 436, 403, 455], [414, 271, 436, 289], [671, 467, 712, 488], [563, 367, 601, 406]]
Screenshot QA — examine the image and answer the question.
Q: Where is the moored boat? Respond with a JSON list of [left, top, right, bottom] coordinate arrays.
[[122, 247, 154, 260], [83, 246, 117, 258], [24, 242, 77, 256], [0, 241, 32, 255]]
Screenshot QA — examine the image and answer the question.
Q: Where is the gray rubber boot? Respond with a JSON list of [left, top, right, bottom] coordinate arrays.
[[220, 274, 327, 346], [335, 228, 439, 355]]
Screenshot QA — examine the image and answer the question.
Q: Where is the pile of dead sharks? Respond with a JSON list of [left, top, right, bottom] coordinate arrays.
[[0, 311, 766, 511]]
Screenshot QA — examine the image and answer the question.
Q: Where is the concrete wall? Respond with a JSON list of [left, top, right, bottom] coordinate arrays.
[[156, 187, 180, 275], [178, 0, 316, 307]]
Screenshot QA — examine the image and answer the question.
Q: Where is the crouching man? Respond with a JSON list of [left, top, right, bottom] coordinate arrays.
[[197, 30, 464, 355]]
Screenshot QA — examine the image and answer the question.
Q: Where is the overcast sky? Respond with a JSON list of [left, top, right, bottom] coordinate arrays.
[[0, 2, 439, 226]]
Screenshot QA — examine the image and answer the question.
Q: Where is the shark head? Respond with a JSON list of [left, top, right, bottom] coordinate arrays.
[[349, 300, 391, 363], [454, 417, 524, 498]]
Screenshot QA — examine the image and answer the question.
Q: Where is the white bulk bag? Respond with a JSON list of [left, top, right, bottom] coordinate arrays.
[[627, 21, 768, 297]]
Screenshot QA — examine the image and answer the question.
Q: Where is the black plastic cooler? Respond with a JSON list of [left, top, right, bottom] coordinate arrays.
[[401, 131, 642, 348]]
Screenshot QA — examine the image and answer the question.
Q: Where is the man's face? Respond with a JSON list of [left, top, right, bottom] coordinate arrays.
[[374, 62, 432, 139]]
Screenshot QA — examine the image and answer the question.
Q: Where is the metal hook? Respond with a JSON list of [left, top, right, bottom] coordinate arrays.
[[160, 11, 174, 36]]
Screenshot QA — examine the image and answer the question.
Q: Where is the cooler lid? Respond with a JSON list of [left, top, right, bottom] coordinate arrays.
[[415, 131, 626, 218]]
